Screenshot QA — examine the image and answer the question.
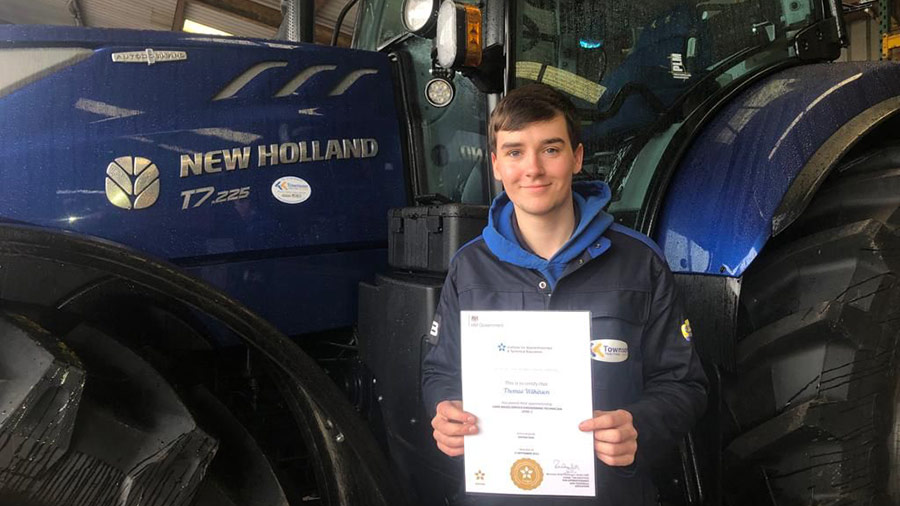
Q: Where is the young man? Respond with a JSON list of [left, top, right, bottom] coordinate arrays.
[[422, 83, 708, 504]]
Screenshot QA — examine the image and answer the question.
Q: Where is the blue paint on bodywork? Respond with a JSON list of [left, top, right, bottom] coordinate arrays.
[[0, 26, 407, 335], [182, 248, 389, 335], [654, 61, 900, 277]]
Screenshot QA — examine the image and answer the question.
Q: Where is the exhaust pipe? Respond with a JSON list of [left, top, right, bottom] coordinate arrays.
[[278, 0, 315, 43]]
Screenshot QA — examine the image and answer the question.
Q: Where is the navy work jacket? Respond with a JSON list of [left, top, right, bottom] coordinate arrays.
[[422, 222, 708, 505]]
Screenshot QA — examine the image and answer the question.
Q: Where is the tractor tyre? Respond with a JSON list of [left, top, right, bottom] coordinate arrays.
[[0, 312, 304, 506], [723, 142, 900, 505], [0, 225, 406, 506]]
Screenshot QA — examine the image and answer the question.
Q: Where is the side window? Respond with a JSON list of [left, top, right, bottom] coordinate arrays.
[[401, 38, 489, 204], [355, 0, 407, 49], [512, 0, 805, 221], [356, 0, 490, 205]]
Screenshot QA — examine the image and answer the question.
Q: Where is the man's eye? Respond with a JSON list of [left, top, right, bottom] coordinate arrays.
[[545, 147, 560, 154], [507, 150, 521, 157]]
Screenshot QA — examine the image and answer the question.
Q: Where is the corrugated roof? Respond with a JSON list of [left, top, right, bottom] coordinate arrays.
[[2, 0, 357, 39], [252, 0, 358, 35], [184, 2, 277, 38], [317, 0, 359, 35], [80, 0, 176, 31]]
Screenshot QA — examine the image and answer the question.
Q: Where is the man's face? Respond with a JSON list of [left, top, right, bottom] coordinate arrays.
[[490, 114, 584, 219]]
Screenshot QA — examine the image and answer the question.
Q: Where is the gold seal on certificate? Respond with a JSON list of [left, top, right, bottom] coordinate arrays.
[[510, 458, 544, 490]]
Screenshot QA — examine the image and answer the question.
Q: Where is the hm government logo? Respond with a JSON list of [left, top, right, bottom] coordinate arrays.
[[105, 156, 160, 210]]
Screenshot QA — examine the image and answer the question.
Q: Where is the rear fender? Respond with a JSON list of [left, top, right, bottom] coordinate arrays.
[[653, 62, 900, 277]]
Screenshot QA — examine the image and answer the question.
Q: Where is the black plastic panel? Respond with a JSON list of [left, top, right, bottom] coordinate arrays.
[[388, 204, 488, 273], [357, 272, 462, 504]]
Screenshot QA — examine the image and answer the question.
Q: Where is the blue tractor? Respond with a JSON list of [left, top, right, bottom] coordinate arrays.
[[0, 0, 898, 504]]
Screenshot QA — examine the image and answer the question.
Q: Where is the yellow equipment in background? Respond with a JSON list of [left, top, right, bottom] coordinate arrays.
[[881, 0, 900, 59], [884, 31, 900, 59]]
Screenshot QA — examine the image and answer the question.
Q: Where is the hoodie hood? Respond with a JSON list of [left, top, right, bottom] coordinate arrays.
[[482, 181, 614, 289]]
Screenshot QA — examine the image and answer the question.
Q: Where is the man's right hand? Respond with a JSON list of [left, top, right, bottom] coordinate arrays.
[[431, 400, 478, 457]]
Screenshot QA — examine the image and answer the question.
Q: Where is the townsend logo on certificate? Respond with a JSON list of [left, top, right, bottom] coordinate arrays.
[[460, 310, 596, 497]]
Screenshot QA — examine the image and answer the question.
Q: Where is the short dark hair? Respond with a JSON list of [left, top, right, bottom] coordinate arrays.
[[489, 83, 580, 153]]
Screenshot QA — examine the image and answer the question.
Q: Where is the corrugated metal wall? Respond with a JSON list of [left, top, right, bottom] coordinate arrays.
[[839, 12, 883, 61]]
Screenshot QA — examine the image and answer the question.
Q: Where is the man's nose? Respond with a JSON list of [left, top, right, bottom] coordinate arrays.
[[523, 152, 545, 177]]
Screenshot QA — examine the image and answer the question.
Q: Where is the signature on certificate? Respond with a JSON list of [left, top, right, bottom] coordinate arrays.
[[553, 460, 581, 473]]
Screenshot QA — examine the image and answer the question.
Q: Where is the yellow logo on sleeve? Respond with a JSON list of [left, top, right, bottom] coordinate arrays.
[[681, 319, 693, 341]]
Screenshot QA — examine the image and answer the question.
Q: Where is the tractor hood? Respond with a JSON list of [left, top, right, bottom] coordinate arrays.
[[0, 25, 406, 335]]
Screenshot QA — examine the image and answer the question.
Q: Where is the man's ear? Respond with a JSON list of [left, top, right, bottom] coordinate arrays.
[[573, 143, 584, 175], [491, 151, 502, 181]]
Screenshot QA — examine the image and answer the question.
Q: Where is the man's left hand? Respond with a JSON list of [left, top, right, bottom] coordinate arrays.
[[578, 409, 638, 466]]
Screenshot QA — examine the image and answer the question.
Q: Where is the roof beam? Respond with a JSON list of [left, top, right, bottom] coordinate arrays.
[[172, 0, 187, 30]]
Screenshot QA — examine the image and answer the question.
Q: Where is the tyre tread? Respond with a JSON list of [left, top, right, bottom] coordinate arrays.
[[726, 142, 900, 506]]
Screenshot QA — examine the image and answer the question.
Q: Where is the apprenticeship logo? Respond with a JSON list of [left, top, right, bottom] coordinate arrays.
[[105, 156, 160, 210], [271, 176, 311, 204], [590, 339, 628, 363], [497, 343, 506, 352]]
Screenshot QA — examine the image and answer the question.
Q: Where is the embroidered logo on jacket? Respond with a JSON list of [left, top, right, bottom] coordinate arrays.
[[681, 319, 693, 341], [590, 339, 628, 362]]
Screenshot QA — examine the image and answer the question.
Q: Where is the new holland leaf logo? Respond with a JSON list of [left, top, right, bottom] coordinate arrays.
[[105, 156, 160, 210]]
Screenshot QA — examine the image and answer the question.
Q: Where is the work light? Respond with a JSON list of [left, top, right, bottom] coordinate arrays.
[[402, 0, 440, 36], [435, 0, 482, 69], [425, 78, 454, 107]]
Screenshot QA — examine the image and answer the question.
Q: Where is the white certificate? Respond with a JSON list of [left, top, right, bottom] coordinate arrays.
[[461, 310, 596, 497]]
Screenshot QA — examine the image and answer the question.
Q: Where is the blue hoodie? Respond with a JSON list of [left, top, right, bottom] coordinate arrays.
[[481, 180, 615, 289]]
